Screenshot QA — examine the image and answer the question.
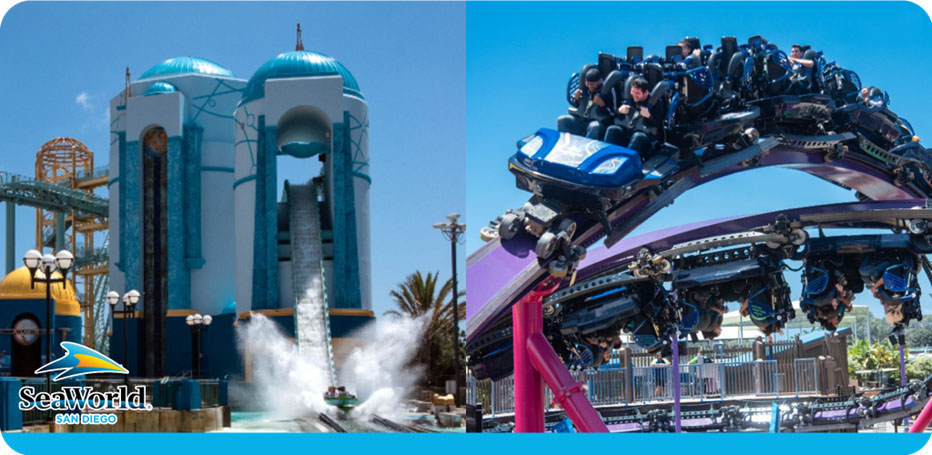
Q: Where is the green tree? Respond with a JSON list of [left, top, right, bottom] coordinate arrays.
[[907, 356, 932, 381], [848, 339, 909, 381], [386, 270, 465, 388], [907, 325, 932, 348], [867, 312, 894, 345], [841, 309, 893, 345]]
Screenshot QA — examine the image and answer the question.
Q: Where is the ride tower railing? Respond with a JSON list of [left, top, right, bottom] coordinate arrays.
[[74, 165, 109, 182]]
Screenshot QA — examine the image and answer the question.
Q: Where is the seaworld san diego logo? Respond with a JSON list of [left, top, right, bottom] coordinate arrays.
[[19, 342, 152, 425], [35, 342, 128, 380]]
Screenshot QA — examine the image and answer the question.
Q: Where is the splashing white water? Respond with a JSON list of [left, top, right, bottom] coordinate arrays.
[[237, 312, 428, 420], [236, 314, 329, 418], [340, 314, 428, 419]]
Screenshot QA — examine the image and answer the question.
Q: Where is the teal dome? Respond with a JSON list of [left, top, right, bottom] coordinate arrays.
[[241, 50, 362, 105], [144, 82, 177, 96], [139, 57, 235, 80]]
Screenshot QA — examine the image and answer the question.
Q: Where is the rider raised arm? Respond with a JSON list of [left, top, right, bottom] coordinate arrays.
[[786, 44, 816, 94], [788, 44, 815, 69]]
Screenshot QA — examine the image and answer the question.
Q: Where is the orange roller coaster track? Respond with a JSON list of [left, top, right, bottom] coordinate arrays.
[[35, 137, 109, 347]]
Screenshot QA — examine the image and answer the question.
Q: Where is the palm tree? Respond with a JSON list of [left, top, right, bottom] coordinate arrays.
[[386, 270, 464, 386]]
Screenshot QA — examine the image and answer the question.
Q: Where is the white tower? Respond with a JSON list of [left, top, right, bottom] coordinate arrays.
[[108, 57, 244, 375], [232, 43, 371, 320]]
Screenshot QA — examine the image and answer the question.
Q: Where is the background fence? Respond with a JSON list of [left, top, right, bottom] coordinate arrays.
[[468, 358, 821, 416]]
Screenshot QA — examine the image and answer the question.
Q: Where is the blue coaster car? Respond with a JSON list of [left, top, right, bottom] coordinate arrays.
[[801, 266, 846, 323], [556, 280, 675, 360], [750, 94, 836, 136], [800, 234, 929, 331], [860, 253, 923, 328], [821, 60, 863, 105], [746, 278, 794, 336], [626, 285, 678, 352], [674, 254, 792, 338], [845, 128, 932, 188], [721, 35, 792, 100], [736, 257, 794, 336], [673, 257, 774, 339], [500, 129, 655, 267], [511, 128, 643, 191], [668, 109, 760, 158], [799, 247, 864, 331], [596, 58, 760, 157]]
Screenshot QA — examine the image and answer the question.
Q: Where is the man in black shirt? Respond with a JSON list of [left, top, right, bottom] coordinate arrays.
[[787, 44, 816, 94], [557, 68, 616, 140], [605, 77, 665, 156]]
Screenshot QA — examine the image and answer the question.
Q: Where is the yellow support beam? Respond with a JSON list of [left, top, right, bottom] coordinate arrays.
[[75, 266, 108, 276], [76, 176, 108, 189], [74, 221, 108, 232]]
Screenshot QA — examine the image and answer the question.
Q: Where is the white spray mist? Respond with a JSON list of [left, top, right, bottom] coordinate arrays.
[[237, 312, 429, 420], [340, 313, 428, 419], [236, 314, 330, 418]]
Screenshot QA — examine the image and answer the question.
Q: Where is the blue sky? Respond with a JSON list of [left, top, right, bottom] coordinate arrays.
[[0, 1, 465, 318], [466, 1, 932, 323]]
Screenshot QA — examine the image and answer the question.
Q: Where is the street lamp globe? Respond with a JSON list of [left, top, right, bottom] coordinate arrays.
[[55, 250, 74, 271], [202, 315, 212, 326], [23, 250, 41, 270], [193, 314, 203, 325], [106, 291, 120, 307], [40, 254, 56, 273], [126, 289, 141, 307], [186, 315, 195, 326]]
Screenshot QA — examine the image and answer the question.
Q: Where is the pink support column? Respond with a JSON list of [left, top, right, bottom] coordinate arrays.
[[909, 398, 932, 432], [527, 332, 610, 432], [512, 278, 560, 432]]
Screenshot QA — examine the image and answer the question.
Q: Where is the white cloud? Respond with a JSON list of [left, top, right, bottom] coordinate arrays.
[[75, 92, 93, 111]]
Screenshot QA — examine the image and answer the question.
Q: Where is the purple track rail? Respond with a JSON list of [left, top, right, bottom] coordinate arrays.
[[467, 148, 924, 343]]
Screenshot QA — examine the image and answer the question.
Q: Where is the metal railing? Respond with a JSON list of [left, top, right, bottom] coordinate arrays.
[[467, 358, 822, 415], [20, 379, 67, 425], [0, 171, 109, 217], [794, 358, 819, 396], [199, 380, 222, 408], [722, 360, 777, 397], [75, 165, 109, 182], [582, 369, 628, 406], [632, 365, 673, 402], [543, 369, 629, 408]]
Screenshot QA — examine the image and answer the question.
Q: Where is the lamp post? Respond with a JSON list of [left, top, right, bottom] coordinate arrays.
[[185, 314, 212, 379], [107, 289, 140, 387], [433, 213, 465, 406], [23, 249, 73, 394]]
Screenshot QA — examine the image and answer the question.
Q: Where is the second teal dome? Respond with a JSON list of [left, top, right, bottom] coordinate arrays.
[[241, 50, 362, 105], [139, 56, 236, 80]]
